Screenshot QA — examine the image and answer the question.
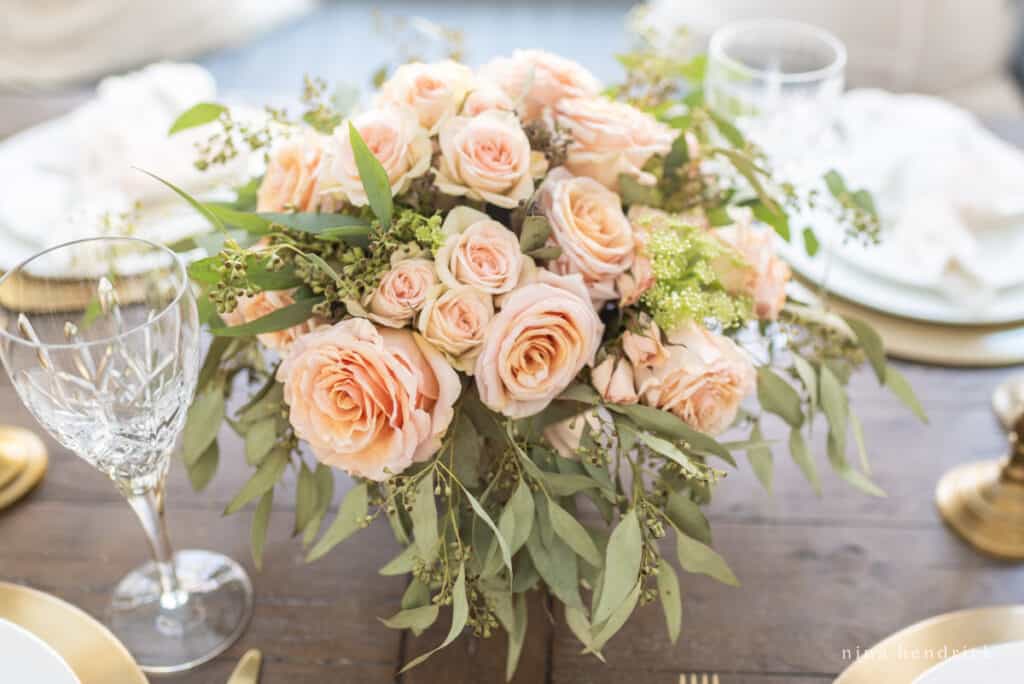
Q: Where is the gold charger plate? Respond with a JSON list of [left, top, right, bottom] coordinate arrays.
[[0, 582, 148, 684], [835, 605, 1024, 683]]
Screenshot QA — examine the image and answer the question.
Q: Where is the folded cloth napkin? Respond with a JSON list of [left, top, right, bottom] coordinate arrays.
[[831, 89, 1024, 294], [0, 62, 258, 275]]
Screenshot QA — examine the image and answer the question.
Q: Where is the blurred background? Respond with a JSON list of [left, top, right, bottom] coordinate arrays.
[[2, 0, 1024, 139]]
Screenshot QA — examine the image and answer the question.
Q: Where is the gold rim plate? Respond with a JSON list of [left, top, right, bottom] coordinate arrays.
[[0, 582, 147, 684], [835, 605, 1024, 683]]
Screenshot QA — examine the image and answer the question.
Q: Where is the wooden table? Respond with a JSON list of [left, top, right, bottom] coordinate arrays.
[[3, 356, 1024, 684]]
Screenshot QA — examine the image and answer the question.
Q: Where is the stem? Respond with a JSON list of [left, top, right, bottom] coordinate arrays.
[[125, 478, 187, 610]]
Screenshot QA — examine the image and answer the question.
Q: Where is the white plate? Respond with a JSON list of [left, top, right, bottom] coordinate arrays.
[[913, 640, 1024, 683], [0, 617, 80, 684], [776, 233, 1024, 326]]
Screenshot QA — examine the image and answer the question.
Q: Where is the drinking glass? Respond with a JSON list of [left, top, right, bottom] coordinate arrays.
[[0, 237, 252, 673], [706, 19, 846, 179]]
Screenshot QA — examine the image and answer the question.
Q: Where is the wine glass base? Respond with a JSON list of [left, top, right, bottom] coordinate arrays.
[[107, 549, 254, 674]]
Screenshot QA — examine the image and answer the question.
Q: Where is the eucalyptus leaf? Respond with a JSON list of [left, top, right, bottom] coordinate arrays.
[[843, 315, 887, 383], [519, 216, 552, 253], [506, 593, 528, 681], [618, 173, 662, 206], [183, 384, 224, 466], [511, 552, 540, 593], [211, 297, 322, 337], [526, 524, 583, 611], [746, 423, 773, 494], [293, 462, 316, 537], [526, 245, 563, 260], [757, 366, 804, 428], [303, 464, 335, 547], [411, 471, 439, 561], [169, 102, 227, 134], [565, 606, 598, 655], [400, 564, 468, 672], [507, 480, 535, 553], [835, 465, 887, 498], [593, 510, 642, 625], [224, 448, 288, 515], [348, 122, 394, 226], [251, 489, 273, 571], [402, 579, 432, 610], [381, 605, 440, 632], [802, 227, 820, 257], [305, 482, 369, 562], [558, 383, 601, 405], [635, 430, 703, 479], [792, 354, 818, 425], [244, 417, 278, 466], [548, 499, 603, 567], [675, 530, 739, 586], [750, 200, 790, 241], [590, 580, 641, 652], [656, 559, 682, 644], [819, 365, 848, 457], [136, 169, 225, 232], [850, 411, 871, 475], [452, 412, 482, 488], [665, 491, 712, 545], [607, 403, 731, 461], [708, 110, 745, 148], [886, 366, 927, 422], [788, 428, 821, 495], [543, 472, 604, 497], [187, 439, 219, 491], [379, 544, 418, 576], [461, 482, 513, 577]]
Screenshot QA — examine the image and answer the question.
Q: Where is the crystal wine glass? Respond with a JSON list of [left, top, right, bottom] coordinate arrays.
[[0, 237, 252, 673]]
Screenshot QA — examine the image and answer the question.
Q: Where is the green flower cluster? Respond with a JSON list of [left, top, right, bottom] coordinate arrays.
[[640, 219, 751, 332]]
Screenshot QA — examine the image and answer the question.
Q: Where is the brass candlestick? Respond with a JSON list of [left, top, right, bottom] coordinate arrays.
[[936, 375, 1024, 560]]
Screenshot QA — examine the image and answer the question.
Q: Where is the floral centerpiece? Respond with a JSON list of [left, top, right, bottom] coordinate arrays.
[[159, 42, 924, 678]]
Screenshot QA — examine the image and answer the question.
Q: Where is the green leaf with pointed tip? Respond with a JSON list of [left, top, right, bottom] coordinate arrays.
[[819, 365, 848, 457], [211, 297, 322, 337], [187, 439, 219, 491], [506, 480, 534, 554], [348, 122, 393, 226], [303, 464, 335, 547], [542, 472, 604, 497], [526, 245, 563, 261], [675, 530, 739, 586], [251, 489, 273, 571], [656, 559, 682, 644], [380, 605, 440, 632], [835, 465, 887, 497], [400, 564, 468, 672], [850, 411, 871, 475], [751, 200, 790, 241], [746, 423, 774, 494], [526, 524, 583, 611], [305, 482, 368, 562], [548, 498, 602, 567], [589, 580, 641, 653], [506, 593, 528, 681], [606, 403, 731, 461], [843, 315, 887, 383], [802, 227, 820, 257], [593, 510, 642, 626], [224, 448, 288, 515], [183, 384, 224, 466], [758, 366, 804, 428], [792, 355, 818, 424], [379, 545, 418, 576], [635, 430, 704, 479], [244, 417, 277, 466], [665, 491, 712, 545], [788, 428, 820, 494], [411, 471, 439, 561], [461, 482, 512, 577], [136, 168, 225, 231], [293, 462, 316, 536], [519, 215, 552, 253], [885, 366, 927, 422], [169, 102, 227, 134]]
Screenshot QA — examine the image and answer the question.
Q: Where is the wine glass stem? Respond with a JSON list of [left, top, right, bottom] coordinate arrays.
[[126, 479, 187, 610]]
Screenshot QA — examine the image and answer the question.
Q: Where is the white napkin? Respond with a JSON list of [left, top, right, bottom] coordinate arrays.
[[831, 89, 1024, 294], [0, 62, 258, 275]]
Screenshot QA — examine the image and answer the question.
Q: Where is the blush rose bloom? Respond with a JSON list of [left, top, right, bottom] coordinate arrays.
[[366, 258, 438, 328], [435, 206, 527, 295], [637, 322, 756, 436], [543, 409, 601, 460], [462, 84, 516, 117], [475, 271, 604, 418], [319, 107, 431, 208], [591, 355, 638, 404], [539, 168, 634, 304], [257, 135, 326, 212], [277, 318, 459, 481], [713, 221, 792, 320], [479, 49, 601, 122], [435, 111, 542, 209], [223, 290, 316, 353], [376, 60, 474, 134], [417, 285, 494, 373], [554, 96, 676, 190], [622, 321, 669, 371]]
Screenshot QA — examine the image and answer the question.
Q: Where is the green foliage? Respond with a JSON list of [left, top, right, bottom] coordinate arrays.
[[168, 102, 227, 135]]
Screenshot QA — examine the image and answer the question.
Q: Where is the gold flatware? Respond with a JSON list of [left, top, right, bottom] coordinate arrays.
[[0, 582, 147, 683], [0, 426, 47, 510], [227, 648, 262, 684], [679, 674, 720, 684], [835, 605, 1024, 683], [936, 374, 1024, 559]]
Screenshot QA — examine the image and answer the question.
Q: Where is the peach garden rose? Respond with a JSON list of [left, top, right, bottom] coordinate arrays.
[[475, 271, 603, 418], [417, 285, 494, 372], [539, 167, 635, 304], [435, 206, 527, 295], [713, 221, 792, 321], [277, 318, 459, 481], [462, 84, 516, 117], [257, 135, 326, 213], [376, 60, 474, 134], [591, 354, 638, 404], [319, 107, 431, 208], [479, 49, 602, 122], [554, 96, 676, 190], [435, 110, 541, 209], [637, 322, 756, 436], [366, 257, 438, 328]]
